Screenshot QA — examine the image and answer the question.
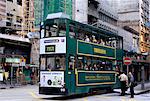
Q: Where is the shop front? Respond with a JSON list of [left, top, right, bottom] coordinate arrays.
[[0, 38, 31, 85]]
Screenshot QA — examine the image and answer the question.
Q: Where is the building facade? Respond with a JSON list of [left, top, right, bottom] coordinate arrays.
[[108, 0, 150, 82], [0, 0, 6, 27], [0, 0, 33, 84], [108, 0, 150, 53]]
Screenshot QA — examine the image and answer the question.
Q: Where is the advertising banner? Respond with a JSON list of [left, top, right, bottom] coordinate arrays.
[[40, 71, 64, 88], [77, 40, 116, 59], [76, 71, 116, 86], [40, 37, 66, 54]]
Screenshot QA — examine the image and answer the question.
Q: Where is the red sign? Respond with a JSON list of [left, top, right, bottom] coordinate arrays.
[[124, 57, 132, 65]]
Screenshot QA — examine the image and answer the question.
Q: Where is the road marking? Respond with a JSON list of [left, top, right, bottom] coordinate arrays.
[[29, 92, 41, 100], [95, 96, 111, 99], [83, 97, 88, 101]]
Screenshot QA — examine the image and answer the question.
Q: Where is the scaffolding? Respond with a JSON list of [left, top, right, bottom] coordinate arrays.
[[23, 0, 35, 35], [44, 0, 72, 20], [0, 0, 35, 37]]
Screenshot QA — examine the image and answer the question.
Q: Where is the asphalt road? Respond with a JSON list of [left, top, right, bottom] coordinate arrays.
[[0, 85, 149, 101]]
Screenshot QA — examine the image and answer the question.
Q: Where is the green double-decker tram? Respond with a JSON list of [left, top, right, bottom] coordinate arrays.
[[39, 13, 123, 95]]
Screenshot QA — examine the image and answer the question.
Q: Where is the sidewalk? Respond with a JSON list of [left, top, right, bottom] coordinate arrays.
[[114, 82, 150, 95], [0, 82, 22, 89]]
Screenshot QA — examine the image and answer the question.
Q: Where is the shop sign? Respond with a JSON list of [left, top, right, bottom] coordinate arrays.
[[5, 58, 20, 63]]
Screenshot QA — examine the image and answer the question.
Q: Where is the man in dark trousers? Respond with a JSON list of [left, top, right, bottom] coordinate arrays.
[[119, 72, 128, 96], [128, 72, 135, 98]]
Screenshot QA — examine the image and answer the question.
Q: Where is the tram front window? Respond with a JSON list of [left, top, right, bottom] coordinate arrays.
[[40, 56, 65, 70], [44, 22, 66, 37]]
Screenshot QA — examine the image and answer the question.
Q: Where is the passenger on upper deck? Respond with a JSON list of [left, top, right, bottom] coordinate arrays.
[[100, 39, 105, 46], [92, 35, 97, 43], [85, 35, 90, 42]]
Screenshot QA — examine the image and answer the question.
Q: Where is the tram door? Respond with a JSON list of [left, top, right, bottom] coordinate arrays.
[[68, 59, 75, 94]]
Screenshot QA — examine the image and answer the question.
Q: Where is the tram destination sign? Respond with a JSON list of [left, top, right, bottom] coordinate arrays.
[[45, 45, 55, 52], [40, 37, 66, 54]]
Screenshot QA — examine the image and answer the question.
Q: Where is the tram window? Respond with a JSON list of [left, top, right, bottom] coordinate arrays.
[[46, 56, 65, 70], [58, 23, 66, 36], [44, 24, 58, 37], [40, 56, 65, 70], [47, 57, 55, 70], [50, 27, 57, 36], [59, 30, 66, 36], [40, 58, 46, 70], [55, 56, 65, 70], [77, 56, 84, 70], [69, 25, 75, 38]]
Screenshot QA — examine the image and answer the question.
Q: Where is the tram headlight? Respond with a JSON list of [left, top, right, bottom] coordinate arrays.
[[60, 88, 65, 92]]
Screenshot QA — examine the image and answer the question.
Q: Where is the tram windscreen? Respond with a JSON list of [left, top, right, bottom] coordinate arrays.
[[40, 55, 65, 70]]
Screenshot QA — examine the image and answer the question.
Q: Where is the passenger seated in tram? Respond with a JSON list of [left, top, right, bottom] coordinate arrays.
[[55, 59, 61, 70], [84, 64, 89, 71], [96, 63, 101, 71], [88, 64, 92, 70]]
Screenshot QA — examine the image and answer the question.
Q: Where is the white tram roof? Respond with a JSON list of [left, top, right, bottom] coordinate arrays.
[[46, 12, 70, 20]]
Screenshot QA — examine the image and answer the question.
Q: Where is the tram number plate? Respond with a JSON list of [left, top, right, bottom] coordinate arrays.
[[45, 45, 55, 52]]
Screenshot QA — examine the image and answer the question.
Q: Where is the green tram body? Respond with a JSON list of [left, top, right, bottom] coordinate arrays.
[[39, 17, 123, 95]]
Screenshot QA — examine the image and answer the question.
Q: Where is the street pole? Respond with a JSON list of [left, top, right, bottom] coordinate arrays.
[[141, 66, 145, 90], [10, 66, 14, 88], [127, 65, 129, 76]]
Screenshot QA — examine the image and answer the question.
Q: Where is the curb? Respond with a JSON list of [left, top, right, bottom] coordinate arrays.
[[135, 89, 150, 95], [113, 89, 150, 95]]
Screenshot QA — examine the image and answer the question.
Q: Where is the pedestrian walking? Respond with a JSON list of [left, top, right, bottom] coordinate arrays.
[[128, 72, 135, 98], [119, 71, 128, 96]]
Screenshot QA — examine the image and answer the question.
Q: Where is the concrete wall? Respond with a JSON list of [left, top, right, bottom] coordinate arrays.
[[117, 28, 140, 53], [0, 0, 6, 27], [118, 12, 140, 21], [6, 0, 23, 23], [74, 0, 88, 23]]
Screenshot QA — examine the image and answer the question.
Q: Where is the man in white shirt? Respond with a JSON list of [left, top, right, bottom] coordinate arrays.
[[119, 72, 128, 96]]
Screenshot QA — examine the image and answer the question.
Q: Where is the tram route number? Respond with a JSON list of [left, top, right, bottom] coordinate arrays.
[[45, 45, 55, 52]]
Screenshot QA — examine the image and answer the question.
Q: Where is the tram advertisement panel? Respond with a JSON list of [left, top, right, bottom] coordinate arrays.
[[40, 37, 66, 54], [77, 40, 115, 59], [76, 71, 116, 86], [40, 71, 64, 88]]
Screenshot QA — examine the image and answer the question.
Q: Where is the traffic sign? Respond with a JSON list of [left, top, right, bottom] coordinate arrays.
[[124, 57, 132, 65]]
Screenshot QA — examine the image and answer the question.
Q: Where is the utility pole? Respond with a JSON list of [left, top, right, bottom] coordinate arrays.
[[141, 66, 145, 90]]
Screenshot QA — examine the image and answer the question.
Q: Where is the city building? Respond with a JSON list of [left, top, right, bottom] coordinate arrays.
[[0, 0, 34, 84], [108, 0, 150, 83], [108, 0, 150, 53], [0, 0, 6, 27]]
